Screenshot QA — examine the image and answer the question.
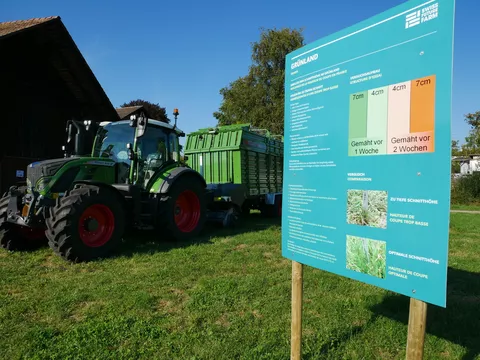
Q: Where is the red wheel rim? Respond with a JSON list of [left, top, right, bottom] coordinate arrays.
[[174, 190, 201, 233], [78, 204, 115, 247]]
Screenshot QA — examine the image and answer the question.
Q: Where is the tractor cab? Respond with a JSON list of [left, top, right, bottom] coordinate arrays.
[[92, 111, 184, 188]]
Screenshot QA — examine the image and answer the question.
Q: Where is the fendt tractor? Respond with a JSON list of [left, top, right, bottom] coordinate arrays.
[[0, 110, 209, 262]]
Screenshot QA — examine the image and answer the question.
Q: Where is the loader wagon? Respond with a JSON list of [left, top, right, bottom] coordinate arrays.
[[184, 123, 283, 225]]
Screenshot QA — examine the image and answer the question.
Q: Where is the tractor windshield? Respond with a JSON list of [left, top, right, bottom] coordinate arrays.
[[93, 122, 135, 163]]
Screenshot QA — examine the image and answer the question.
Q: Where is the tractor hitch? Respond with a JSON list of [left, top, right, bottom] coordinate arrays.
[[5, 186, 50, 229]]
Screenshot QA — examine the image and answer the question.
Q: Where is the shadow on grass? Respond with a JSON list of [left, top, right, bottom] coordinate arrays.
[[302, 267, 479, 359], [115, 213, 282, 259], [370, 267, 480, 360]]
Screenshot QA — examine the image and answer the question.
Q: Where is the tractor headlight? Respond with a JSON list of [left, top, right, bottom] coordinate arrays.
[[36, 177, 51, 192]]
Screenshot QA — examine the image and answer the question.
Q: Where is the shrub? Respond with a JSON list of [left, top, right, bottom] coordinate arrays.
[[451, 172, 480, 204]]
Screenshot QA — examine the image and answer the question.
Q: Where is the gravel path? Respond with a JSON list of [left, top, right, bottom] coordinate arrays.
[[450, 210, 480, 214]]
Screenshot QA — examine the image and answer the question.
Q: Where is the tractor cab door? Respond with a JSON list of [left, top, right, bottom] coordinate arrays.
[[134, 126, 170, 188]]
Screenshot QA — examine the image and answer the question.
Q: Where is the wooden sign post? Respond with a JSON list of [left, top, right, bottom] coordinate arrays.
[[405, 298, 428, 360], [291, 261, 303, 360], [290, 272, 429, 360]]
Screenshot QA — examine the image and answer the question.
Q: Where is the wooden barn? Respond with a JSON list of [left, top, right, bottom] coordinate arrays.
[[0, 16, 119, 193]]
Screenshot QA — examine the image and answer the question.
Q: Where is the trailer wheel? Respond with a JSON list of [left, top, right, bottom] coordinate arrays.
[[161, 175, 206, 240], [241, 201, 251, 217], [261, 199, 282, 218], [46, 184, 126, 262], [0, 189, 44, 250], [276, 197, 282, 217], [223, 205, 240, 228]]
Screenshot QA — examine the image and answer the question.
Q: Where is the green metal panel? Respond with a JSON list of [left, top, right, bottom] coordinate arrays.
[[185, 124, 283, 197]]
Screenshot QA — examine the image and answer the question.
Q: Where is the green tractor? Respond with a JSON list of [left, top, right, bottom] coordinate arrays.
[[0, 110, 208, 262]]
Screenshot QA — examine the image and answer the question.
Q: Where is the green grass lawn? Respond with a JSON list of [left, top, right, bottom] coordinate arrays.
[[1, 213, 479, 359]]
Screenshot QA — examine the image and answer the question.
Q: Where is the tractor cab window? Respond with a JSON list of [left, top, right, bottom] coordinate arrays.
[[93, 122, 135, 183], [135, 126, 169, 186]]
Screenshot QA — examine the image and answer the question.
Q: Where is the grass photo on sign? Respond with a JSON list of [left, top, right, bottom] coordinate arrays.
[[347, 189, 388, 229], [346, 235, 386, 279]]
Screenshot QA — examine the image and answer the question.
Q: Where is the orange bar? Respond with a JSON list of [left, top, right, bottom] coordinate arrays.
[[410, 75, 436, 133]]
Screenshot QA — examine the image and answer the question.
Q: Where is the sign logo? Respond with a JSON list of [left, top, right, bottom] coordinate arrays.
[[405, 3, 439, 29], [405, 10, 421, 28]]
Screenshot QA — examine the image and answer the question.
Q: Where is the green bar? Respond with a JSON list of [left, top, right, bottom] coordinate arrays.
[[349, 91, 368, 138], [367, 86, 388, 138], [348, 137, 386, 156]]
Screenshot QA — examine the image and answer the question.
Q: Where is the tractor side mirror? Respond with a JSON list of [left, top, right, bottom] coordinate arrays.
[[127, 143, 134, 160], [136, 115, 148, 138]]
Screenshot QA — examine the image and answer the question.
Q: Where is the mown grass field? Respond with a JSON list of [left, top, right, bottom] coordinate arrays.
[[1, 212, 479, 359], [346, 190, 388, 228]]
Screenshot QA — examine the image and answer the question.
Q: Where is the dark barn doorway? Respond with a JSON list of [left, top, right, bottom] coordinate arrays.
[[0, 16, 119, 193]]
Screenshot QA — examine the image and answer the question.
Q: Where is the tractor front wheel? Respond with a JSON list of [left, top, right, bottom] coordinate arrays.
[[46, 184, 126, 262], [162, 176, 206, 241]]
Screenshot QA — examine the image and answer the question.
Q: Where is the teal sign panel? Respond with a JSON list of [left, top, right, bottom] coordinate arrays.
[[282, 0, 455, 307]]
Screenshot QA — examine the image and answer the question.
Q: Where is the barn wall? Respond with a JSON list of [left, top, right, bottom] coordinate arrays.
[[0, 30, 84, 192]]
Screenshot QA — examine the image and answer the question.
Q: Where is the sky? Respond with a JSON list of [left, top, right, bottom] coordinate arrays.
[[1, 0, 478, 146]]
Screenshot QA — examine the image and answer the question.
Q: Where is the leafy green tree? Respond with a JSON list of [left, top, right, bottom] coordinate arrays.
[[120, 99, 170, 123], [451, 111, 480, 157], [214, 27, 305, 135], [452, 140, 461, 155], [463, 111, 480, 152]]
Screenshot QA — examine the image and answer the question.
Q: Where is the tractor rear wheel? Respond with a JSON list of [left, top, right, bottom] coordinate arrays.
[[0, 188, 45, 251], [161, 175, 206, 241], [46, 184, 126, 262]]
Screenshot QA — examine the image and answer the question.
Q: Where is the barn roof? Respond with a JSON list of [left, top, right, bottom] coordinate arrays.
[[116, 106, 144, 120], [0, 16, 119, 121]]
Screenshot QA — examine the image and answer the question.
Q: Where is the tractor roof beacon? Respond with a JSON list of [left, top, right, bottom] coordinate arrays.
[[0, 109, 209, 262]]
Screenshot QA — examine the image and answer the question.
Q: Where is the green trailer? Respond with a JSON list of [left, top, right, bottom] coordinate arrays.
[[184, 123, 283, 225]]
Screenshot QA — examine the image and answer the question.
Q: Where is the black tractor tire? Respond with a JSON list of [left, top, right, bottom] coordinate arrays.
[[0, 188, 45, 251], [160, 175, 207, 241], [45, 184, 126, 262]]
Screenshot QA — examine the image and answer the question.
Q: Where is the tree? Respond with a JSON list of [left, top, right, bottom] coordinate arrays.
[[463, 111, 480, 152], [452, 140, 460, 155], [214, 27, 305, 135], [120, 99, 170, 123]]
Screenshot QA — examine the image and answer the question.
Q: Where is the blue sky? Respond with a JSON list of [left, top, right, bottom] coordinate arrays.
[[1, 0, 477, 145]]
